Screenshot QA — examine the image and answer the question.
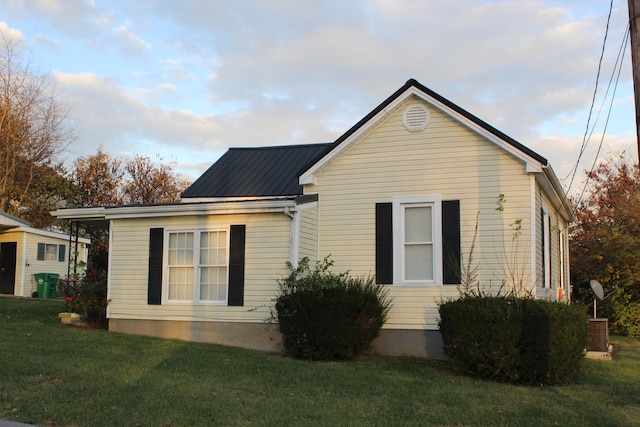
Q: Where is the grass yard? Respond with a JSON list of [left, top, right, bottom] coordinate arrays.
[[1, 297, 639, 427]]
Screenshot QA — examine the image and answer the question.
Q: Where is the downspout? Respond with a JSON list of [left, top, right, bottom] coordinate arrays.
[[106, 220, 113, 318], [284, 207, 300, 267], [529, 175, 537, 298]]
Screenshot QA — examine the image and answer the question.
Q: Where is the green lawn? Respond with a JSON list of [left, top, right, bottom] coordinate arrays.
[[1, 297, 639, 427]]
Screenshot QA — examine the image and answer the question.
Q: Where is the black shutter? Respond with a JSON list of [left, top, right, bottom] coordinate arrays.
[[37, 243, 45, 261], [58, 245, 66, 262], [228, 225, 246, 306], [376, 203, 393, 284], [148, 228, 164, 305], [442, 200, 461, 285]]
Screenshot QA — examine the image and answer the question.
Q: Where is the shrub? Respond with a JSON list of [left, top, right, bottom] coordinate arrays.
[[610, 296, 640, 337], [275, 257, 391, 360], [58, 269, 109, 329], [439, 296, 588, 385]]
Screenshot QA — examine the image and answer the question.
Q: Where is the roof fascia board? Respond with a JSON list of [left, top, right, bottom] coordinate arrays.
[[181, 195, 296, 204], [52, 199, 297, 221], [50, 207, 107, 220], [539, 166, 575, 222], [11, 226, 91, 243], [299, 93, 409, 185], [414, 88, 544, 173]]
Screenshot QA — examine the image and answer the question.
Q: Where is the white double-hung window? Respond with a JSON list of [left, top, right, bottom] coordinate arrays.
[[393, 196, 442, 285], [166, 229, 228, 304]]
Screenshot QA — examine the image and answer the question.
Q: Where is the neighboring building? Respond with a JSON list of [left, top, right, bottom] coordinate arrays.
[[0, 212, 90, 297], [52, 79, 574, 357]]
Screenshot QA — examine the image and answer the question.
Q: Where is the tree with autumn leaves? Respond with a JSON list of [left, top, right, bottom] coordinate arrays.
[[0, 31, 73, 228], [1, 32, 190, 270], [570, 154, 640, 336], [68, 148, 190, 271]]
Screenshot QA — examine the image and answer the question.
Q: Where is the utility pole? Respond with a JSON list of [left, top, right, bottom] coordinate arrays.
[[629, 0, 640, 164]]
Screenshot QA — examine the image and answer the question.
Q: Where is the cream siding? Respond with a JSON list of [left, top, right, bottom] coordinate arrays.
[[0, 229, 88, 297], [108, 212, 291, 323], [305, 96, 535, 329], [297, 204, 319, 262], [535, 189, 568, 301]]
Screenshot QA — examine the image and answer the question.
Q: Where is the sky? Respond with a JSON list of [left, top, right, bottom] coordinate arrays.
[[0, 0, 636, 196]]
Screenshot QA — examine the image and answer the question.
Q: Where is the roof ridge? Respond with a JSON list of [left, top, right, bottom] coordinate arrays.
[[228, 142, 332, 151]]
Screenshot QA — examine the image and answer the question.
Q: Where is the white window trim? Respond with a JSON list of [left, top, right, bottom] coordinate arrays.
[[163, 227, 230, 305], [393, 195, 442, 286]]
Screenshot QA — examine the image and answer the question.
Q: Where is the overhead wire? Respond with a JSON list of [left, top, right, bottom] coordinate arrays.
[[564, 0, 614, 194], [575, 24, 631, 206]]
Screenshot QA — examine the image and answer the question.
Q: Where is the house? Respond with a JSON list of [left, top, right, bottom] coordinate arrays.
[[0, 212, 90, 298], [52, 79, 573, 357]]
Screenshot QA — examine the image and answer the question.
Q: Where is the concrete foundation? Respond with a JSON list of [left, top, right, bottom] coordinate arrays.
[[109, 318, 445, 358]]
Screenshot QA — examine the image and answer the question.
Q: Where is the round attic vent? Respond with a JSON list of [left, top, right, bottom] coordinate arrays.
[[402, 104, 430, 132]]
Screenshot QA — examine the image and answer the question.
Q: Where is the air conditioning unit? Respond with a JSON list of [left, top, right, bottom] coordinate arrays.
[[587, 318, 609, 352]]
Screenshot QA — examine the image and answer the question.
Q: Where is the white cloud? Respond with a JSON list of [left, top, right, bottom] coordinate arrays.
[[3, 0, 634, 191], [110, 20, 151, 57]]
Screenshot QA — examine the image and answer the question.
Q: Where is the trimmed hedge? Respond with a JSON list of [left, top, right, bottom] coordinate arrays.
[[439, 296, 588, 385], [275, 257, 391, 360]]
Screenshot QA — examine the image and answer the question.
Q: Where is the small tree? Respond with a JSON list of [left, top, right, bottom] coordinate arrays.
[[570, 153, 640, 335]]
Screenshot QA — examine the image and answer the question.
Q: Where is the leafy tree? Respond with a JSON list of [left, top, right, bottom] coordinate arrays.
[[123, 154, 190, 205], [570, 153, 640, 335], [70, 147, 123, 208], [67, 148, 190, 271], [0, 30, 73, 226]]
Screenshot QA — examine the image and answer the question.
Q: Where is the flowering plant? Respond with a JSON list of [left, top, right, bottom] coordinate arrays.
[[58, 269, 109, 329]]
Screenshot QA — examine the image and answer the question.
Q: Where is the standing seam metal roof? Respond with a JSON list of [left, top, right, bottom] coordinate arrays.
[[181, 143, 332, 198]]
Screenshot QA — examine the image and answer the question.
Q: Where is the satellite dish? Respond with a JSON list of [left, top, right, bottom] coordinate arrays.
[[590, 280, 604, 300]]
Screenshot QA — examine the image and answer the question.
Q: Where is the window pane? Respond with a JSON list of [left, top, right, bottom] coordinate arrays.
[[405, 244, 433, 280], [199, 266, 227, 302], [405, 206, 431, 243], [199, 231, 227, 266], [45, 244, 58, 261], [168, 266, 193, 300]]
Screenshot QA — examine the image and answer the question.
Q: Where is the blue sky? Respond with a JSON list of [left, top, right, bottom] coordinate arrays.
[[1, 0, 636, 195]]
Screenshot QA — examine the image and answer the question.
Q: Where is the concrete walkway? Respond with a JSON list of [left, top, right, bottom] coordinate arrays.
[[0, 419, 37, 427]]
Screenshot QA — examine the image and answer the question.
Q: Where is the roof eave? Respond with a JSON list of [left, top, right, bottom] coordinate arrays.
[[51, 199, 298, 221], [538, 166, 575, 222]]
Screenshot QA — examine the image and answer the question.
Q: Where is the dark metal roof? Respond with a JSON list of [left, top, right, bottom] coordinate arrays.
[[182, 143, 332, 198], [301, 79, 548, 171]]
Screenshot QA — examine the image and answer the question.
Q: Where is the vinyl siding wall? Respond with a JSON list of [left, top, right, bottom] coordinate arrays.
[[305, 96, 535, 329], [298, 205, 319, 262], [0, 230, 88, 297], [535, 189, 569, 300], [108, 212, 291, 323]]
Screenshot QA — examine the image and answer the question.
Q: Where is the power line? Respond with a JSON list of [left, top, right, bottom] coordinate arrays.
[[564, 0, 614, 193], [576, 25, 631, 206]]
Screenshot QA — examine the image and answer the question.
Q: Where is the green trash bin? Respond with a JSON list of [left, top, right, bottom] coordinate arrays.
[[46, 274, 59, 298], [34, 273, 59, 299], [35, 273, 46, 298]]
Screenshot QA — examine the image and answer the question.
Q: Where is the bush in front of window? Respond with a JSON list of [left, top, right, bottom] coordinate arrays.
[[275, 257, 391, 361], [58, 269, 109, 329], [438, 296, 588, 385]]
